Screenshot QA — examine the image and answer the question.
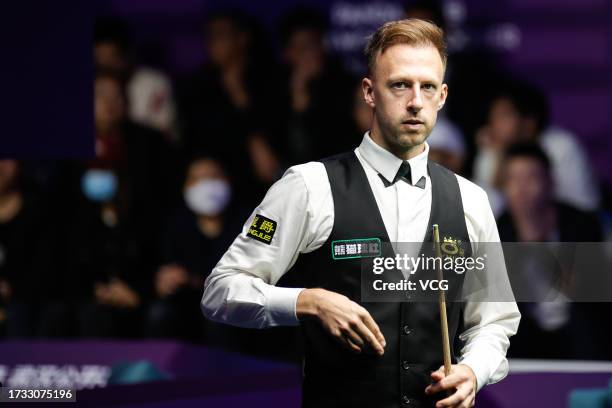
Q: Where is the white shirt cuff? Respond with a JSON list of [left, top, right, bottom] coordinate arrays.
[[458, 352, 496, 393], [265, 286, 305, 326]]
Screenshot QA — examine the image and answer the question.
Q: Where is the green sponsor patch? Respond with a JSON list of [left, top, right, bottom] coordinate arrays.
[[331, 238, 382, 260]]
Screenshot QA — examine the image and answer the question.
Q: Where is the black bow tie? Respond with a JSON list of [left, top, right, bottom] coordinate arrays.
[[395, 161, 412, 184], [379, 161, 426, 189]]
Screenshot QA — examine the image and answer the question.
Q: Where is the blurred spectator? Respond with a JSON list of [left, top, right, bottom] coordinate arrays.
[[427, 116, 466, 174], [94, 17, 178, 140], [0, 160, 65, 337], [67, 180, 147, 338], [497, 143, 609, 359], [498, 143, 601, 242], [147, 155, 299, 359], [178, 10, 282, 206], [146, 156, 246, 342], [277, 7, 355, 163], [473, 80, 601, 215], [90, 71, 178, 224], [63, 72, 176, 338]]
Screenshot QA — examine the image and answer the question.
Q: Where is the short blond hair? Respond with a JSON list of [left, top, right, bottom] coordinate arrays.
[[364, 19, 447, 73]]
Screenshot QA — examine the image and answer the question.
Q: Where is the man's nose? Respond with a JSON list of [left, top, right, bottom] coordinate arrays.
[[407, 86, 424, 112]]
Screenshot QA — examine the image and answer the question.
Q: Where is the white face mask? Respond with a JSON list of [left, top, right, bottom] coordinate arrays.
[[184, 179, 231, 216]]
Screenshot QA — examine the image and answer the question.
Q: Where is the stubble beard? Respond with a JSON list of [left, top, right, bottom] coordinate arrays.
[[380, 120, 432, 158]]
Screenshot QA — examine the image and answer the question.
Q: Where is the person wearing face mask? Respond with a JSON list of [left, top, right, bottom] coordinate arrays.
[[178, 10, 283, 208], [148, 156, 300, 359], [61, 70, 177, 338], [145, 156, 240, 342], [81, 168, 119, 206], [66, 164, 149, 338]]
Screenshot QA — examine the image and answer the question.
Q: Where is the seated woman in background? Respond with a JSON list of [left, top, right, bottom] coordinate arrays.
[[146, 155, 301, 361], [145, 155, 244, 342]]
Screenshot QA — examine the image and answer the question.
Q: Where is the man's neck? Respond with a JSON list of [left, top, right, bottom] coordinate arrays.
[[369, 126, 425, 161]]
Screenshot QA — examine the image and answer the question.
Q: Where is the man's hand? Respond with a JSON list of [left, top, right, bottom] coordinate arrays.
[[425, 364, 477, 408], [95, 279, 140, 308], [155, 264, 190, 298], [248, 133, 280, 184], [296, 288, 386, 356]]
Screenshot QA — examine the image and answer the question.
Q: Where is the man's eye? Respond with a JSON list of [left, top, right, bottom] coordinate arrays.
[[392, 82, 407, 89], [423, 84, 436, 90]]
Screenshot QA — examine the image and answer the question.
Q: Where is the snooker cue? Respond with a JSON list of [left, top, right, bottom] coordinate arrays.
[[433, 224, 452, 376]]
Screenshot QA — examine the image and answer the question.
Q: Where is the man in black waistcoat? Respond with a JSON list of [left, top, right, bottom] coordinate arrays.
[[202, 19, 520, 408]]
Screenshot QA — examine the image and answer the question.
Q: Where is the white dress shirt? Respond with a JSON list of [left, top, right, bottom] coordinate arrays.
[[202, 132, 520, 392], [127, 67, 177, 136], [540, 126, 600, 211]]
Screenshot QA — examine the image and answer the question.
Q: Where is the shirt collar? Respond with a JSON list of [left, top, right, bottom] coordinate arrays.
[[358, 131, 429, 185]]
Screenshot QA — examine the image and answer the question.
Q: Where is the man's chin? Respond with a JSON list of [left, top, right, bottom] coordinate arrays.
[[395, 132, 427, 148]]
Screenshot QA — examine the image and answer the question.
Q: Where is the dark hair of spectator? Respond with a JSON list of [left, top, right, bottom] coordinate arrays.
[[278, 7, 328, 48], [494, 80, 550, 134], [181, 151, 230, 180], [503, 142, 551, 174], [403, 0, 446, 30], [204, 8, 249, 32], [94, 16, 131, 53], [203, 8, 275, 70]]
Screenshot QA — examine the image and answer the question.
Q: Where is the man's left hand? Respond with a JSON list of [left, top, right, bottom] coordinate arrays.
[[424, 364, 476, 408]]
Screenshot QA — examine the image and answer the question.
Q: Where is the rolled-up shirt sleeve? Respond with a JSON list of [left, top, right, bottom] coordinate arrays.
[[458, 185, 521, 392], [201, 165, 318, 329]]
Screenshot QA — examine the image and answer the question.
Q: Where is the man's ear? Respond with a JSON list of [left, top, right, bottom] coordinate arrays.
[[362, 77, 375, 108], [438, 83, 448, 111]]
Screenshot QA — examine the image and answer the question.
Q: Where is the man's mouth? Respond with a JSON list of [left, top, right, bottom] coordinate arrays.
[[402, 119, 424, 125]]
